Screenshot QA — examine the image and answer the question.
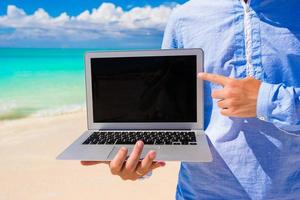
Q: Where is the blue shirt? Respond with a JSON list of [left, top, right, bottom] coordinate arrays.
[[161, 0, 300, 199]]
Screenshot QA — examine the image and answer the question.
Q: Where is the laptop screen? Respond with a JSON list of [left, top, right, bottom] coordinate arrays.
[[91, 55, 197, 123]]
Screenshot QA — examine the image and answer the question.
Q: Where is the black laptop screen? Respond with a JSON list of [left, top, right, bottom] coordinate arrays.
[[91, 55, 197, 122]]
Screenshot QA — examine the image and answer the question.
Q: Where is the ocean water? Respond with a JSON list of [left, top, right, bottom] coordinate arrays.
[[0, 48, 96, 120]]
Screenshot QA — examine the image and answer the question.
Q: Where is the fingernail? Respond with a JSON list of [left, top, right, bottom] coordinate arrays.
[[121, 147, 127, 152], [149, 151, 156, 159], [157, 161, 166, 167], [197, 72, 204, 78], [137, 140, 143, 147]]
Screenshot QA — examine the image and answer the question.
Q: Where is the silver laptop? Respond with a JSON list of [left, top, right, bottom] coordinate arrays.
[[57, 48, 212, 162]]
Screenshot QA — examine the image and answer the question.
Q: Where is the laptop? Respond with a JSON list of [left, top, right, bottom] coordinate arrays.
[[57, 48, 212, 162]]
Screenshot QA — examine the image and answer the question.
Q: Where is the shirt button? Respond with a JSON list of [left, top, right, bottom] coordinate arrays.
[[259, 116, 266, 121]]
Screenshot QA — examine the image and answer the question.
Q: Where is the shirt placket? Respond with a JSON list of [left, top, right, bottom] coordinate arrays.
[[240, 0, 263, 79], [241, 0, 254, 77]]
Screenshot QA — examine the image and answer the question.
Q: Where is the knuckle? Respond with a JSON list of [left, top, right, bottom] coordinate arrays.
[[138, 169, 147, 175], [220, 109, 228, 116], [227, 79, 235, 86], [130, 177, 138, 181], [122, 175, 137, 181], [151, 163, 160, 169], [120, 176, 128, 181], [124, 165, 133, 172], [130, 149, 140, 158], [152, 165, 161, 170], [130, 152, 138, 160], [118, 148, 128, 156], [232, 108, 238, 114], [109, 163, 120, 173], [223, 90, 230, 97], [227, 99, 234, 107], [211, 91, 218, 99], [225, 90, 234, 97], [110, 168, 118, 175], [217, 101, 222, 107], [150, 165, 158, 170], [109, 162, 117, 170]]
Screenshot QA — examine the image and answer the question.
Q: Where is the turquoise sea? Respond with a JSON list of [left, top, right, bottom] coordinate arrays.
[[0, 48, 101, 120]]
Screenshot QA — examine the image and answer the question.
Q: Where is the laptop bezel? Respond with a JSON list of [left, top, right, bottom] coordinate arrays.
[[84, 49, 204, 130]]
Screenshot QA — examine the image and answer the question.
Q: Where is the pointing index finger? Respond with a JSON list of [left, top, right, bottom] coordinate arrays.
[[198, 72, 230, 86]]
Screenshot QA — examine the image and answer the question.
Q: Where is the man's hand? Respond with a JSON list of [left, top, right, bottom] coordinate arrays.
[[198, 72, 261, 118], [81, 141, 166, 181]]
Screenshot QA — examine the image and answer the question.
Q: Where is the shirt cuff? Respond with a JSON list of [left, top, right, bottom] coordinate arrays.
[[256, 82, 273, 121]]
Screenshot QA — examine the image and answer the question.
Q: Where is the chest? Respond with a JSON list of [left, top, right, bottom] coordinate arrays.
[[179, 3, 300, 86]]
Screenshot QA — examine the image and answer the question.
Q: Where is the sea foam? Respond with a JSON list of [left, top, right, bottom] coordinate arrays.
[[31, 104, 85, 118]]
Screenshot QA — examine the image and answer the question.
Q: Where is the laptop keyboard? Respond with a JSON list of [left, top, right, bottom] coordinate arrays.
[[82, 131, 197, 145]]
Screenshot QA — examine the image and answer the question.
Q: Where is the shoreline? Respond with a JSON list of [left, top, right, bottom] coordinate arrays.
[[0, 109, 86, 128], [0, 103, 86, 121], [0, 110, 180, 200]]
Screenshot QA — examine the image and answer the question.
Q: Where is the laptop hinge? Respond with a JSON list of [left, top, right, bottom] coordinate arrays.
[[94, 129, 192, 131]]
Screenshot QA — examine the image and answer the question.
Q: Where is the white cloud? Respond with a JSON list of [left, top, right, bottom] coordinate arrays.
[[0, 3, 179, 45], [7, 5, 26, 18]]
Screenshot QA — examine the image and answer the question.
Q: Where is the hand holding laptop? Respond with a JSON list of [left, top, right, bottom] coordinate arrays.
[[81, 141, 166, 180]]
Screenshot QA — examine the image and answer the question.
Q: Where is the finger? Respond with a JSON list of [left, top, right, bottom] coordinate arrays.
[[217, 99, 229, 109], [211, 89, 226, 99], [150, 161, 166, 170], [109, 147, 128, 174], [124, 141, 144, 172], [81, 161, 109, 165], [136, 150, 156, 175], [198, 72, 230, 86], [220, 108, 231, 116]]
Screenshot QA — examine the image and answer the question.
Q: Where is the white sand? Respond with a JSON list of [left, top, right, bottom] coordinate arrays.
[[0, 112, 180, 200]]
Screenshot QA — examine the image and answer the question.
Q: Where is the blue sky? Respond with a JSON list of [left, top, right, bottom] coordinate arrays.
[[0, 0, 187, 48], [0, 0, 187, 16]]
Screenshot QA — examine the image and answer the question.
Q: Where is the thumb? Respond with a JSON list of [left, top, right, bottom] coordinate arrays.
[[150, 161, 166, 170]]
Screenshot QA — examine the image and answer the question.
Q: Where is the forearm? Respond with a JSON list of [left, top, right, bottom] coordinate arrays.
[[257, 82, 300, 134]]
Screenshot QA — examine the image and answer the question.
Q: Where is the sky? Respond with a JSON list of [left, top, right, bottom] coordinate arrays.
[[0, 0, 187, 48]]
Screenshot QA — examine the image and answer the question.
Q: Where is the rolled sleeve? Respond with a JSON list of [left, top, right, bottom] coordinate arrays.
[[257, 82, 300, 134], [256, 82, 274, 122]]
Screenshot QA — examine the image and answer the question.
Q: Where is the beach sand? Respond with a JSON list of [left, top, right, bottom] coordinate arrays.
[[0, 111, 180, 200]]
